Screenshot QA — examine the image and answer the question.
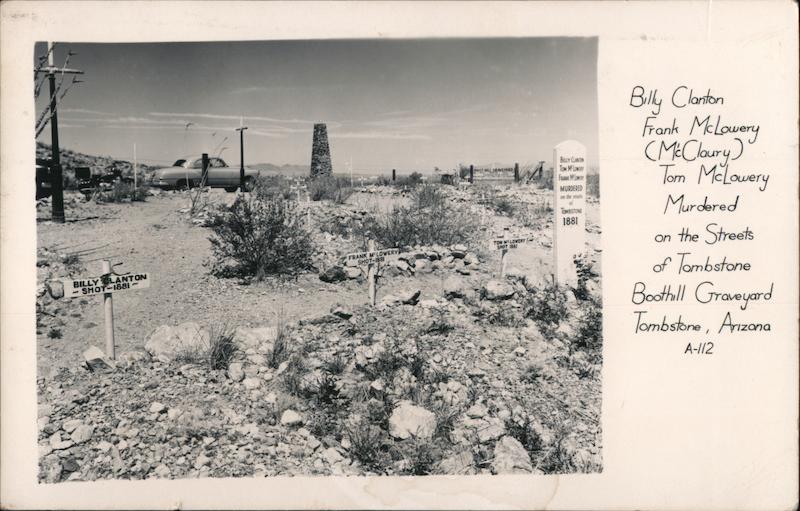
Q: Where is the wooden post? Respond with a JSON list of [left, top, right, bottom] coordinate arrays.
[[133, 143, 138, 200], [201, 153, 209, 187], [392, 169, 396, 182], [367, 239, 377, 305], [514, 162, 519, 183], [306, 191, 311, 226], [469, 165, 474, 184], [499, 226, 510, 277], [102, 260, 116, 360]]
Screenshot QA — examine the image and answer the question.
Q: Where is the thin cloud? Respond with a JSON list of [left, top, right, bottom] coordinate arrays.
[[148, 111, 340, 127], [59, 108, 114, 116], [330, 131, 431, 140], [229, 86, 270, 95]]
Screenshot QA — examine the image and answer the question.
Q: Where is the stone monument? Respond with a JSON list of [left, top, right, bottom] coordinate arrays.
[[310, 123, 333, 178], [553, 140, 587, 285]]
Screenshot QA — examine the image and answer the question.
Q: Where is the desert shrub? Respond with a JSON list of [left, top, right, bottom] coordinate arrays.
[[95, 181, 149, 203], [477, 305, 524, 328], [315, 371, 341, 406], [573, 253, 600, 301], [398, 172, 423, 187], [206, 325, 237, 370], [253, 175, 293, 200], [518, 201, 553, 229], [573, 299, 602, 361], [520, 362, 543, 384], [309, 176, 353, 203], [358, 203, 473, 248], [47, 327, 62, 339], [489, 195, 516, 216], [209, 196, 316, 279], [412, 184, 446, 209], [522, 278, 569, 337]]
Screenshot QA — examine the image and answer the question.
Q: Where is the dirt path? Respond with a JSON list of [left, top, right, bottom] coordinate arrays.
[[37, 186, 599, 376]]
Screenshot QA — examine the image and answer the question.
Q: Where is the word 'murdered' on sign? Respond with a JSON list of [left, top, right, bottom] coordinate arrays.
[[345, 248, 400, 266], [62, 273, 151, 298]]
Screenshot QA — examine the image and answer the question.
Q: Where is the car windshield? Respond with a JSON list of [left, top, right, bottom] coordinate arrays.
[[172, 159, 187, 167]]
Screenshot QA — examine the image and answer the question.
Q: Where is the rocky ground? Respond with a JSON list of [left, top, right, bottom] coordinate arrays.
[[36, 180, 602, 482]]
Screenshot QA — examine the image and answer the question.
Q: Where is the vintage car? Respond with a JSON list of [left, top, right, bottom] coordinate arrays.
[[149, 155, 261, 191]]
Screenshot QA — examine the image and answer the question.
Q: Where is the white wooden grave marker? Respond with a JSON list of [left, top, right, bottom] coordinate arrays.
[[60, 260, 150, 359], [345, 241, 400, 305], [553, 140, 587, 285]]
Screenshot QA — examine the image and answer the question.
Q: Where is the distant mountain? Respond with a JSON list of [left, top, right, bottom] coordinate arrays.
[[250, 163, 309, 176]]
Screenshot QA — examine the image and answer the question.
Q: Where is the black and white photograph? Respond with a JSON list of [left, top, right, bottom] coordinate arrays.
[[33, 38, 602, 482]]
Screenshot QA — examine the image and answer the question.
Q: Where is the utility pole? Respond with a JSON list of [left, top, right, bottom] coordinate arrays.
[[35, 42, 83, 223], [236, 116, 248, 191]]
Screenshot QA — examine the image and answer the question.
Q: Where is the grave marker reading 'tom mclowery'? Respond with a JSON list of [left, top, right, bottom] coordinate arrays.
[[491, 232, 536, 276], [553, 140, 587, 285]]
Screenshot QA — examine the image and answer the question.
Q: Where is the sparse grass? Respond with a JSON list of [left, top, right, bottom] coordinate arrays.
[[505, 415, 544, 459], [397, 437, 441, 475], [323, 354, 348, 375], [535, 429, 577, 474], [306, 408, 340, 438], [345, 418, 391, 471], [206, 324, 237, 370], [209, 195, 316, 280], [281, 355, 309, 397], [267, 314, 290, 369]]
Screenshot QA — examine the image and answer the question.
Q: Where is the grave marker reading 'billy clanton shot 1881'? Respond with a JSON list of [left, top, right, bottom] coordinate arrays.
[[553, 140, 587, 285]]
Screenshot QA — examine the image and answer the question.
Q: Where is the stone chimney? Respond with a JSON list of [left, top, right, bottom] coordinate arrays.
[[310, 123, 332, 178]]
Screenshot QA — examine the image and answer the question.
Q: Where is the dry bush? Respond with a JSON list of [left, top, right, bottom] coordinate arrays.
[[209, 195, 316, 279]]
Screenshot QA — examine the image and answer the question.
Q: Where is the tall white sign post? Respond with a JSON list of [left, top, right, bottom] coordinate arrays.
[[553, 140, 587, 286]]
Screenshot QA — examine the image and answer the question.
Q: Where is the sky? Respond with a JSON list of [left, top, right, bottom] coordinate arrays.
[[34, 38, 598, 174]]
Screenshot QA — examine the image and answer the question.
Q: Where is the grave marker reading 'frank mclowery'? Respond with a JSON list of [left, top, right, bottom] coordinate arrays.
[[345, 242, 399, 305], [553, 140, 587, 285]]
